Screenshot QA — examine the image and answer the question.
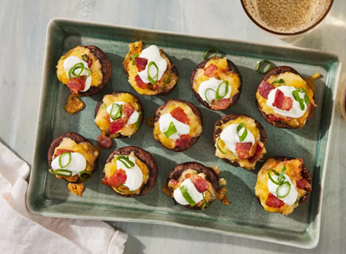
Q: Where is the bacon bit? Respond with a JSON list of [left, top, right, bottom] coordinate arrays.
[[265, 193, 284, 208], [135, 75, 148, 89], [168, 179, 179, 186], [269, 114, 282, 122], [204, 64, 218, 78], [272, 89, 293, 111], [64, 94, 85, 114], [296, 179, 312, 192], [211, 166, 220, 174], [217, 187, 231, 205], [106, 169, 127, 187], [122, 102, 135, 118], [87, 57, 93, 68], [109, 119, 126, 134], [135, 57, 148, 72], [55, 149, 73, 157], [170, 107, 190, 124], [67, 183, 84, 197], [176, 134, 191, 148], [210, 98, 231, 110], [258, 81, 274, 99], [151, 84, 159, 90], [190, 175, 209, 193], [235, 142, 252, 159], [67, 78, 86, 94], [97, 134, 112, 148], [248, 145, 263, 163]]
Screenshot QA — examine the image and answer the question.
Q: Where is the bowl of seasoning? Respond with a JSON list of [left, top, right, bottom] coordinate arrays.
[[241, 0, 334, 36]]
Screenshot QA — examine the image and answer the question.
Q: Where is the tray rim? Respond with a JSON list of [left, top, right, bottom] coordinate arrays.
[[26, 17, 342, 249]]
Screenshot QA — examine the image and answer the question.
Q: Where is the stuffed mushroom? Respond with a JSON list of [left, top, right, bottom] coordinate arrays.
[[47, 132, 99, 196], [255, 156, 312, 215], [190, 56, 242, 110], [94, 92, 144, 148], [57, 45, 112, 96], [102, 146, 158, 197], [153, 99, 202, 152], [123, 41, 179, 95], [213, 114, 266, 170], [256, 66, 316, 129]]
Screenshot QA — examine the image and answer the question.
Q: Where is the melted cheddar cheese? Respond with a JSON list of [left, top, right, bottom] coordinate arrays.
[[255, 158, 309, 215], [94, 93, 141, 138], [153, 100, 202, 150], [125, 41, 178, 95], [103, 152, 150, 195], [256, 72, 316, 128], [192, 57, 241, 101], [57, 46, 103, 88], [51, 137, 99, 182], [215, 115, 266, 170]]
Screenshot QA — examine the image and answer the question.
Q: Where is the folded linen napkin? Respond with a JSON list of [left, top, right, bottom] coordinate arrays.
[[0, 141, 127, 254]]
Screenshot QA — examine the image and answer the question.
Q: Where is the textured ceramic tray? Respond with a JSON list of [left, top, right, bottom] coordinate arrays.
[[27, 18, 341, 248]]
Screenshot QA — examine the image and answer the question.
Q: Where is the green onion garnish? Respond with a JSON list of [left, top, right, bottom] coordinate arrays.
[[69, 63, 84, 78], [205, 88, 215, 104], [180, 185, 196, 206], [101, 103, 107, 109], [215, 80, 229, 100], [278, 165, 286, 184], [147, 61, 159, 85], [203, 48, 219, 60], [79, 68, 91, 79], [110, 103, 123, 120], [272, 79, 285, 85], [255, 60, 272, 74], [59, 152, 71, 168], [135, 111, 142, 130], [292, 88, 310, 110], [79, 170, 92, 182], [276, 181, 291, 198], [164, 121, 177, 138], [54, 169, 73, 177], [116, 156, 135, 168], [268, 169, 280, 185], [236, 122, 248, 142], [81, 54, 88, 62], [298, 88, 310, 107], [131, 54, 139, 65], [217, 138, 228, 154]]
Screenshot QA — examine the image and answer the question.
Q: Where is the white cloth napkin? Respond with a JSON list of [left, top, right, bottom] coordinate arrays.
[[0, 142, 127, 254]]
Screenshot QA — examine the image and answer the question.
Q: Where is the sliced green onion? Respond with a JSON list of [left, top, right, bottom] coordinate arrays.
[[255, 60, 272, 74], [59, 152, 71, 168], [278, 165, 286, 184], [69, 63, 84, 79], [79, 170, 92, 182], [205, 88, 215, 104], [298, 87, 310, 107], [180, 185, 196, 206], [110, 103, 123, 120], [131, 54, 139, 65], [215, 80, 229, 100], [272, 79, 285, 84], [116, 156, 135, 168], [101, 103, 107, 109], [135, 111, 142, 130], [81, 54, 88, 62], [203, 48, 219, 60], [236, 122, 248, 142], [217, 138, 228, 154], [164, 121, 177, 138], [276, 181, 291, 198], [114, 184, 127, 193], [147, 61, 159, 85], [292, 90, 305, 110], [54, 169, 73, 177], [164, 74, 171, 84], [268, 169, 280, 185], [79, 68, 91, 79]]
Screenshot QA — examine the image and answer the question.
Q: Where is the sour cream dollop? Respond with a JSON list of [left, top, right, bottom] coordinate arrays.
[[64, 56, 92, 92], [198, 77, 231, 104], [220, 123, 255, 156], [159, 113, 190, 140], [267, 86, 308, 118], [106, 101, 139, 125], [51, 152, 87, 175], [173, 178, 204, 205], [116, 156, 143, 191], [267, 173, 298, 205], [138, 45, 167, 83]]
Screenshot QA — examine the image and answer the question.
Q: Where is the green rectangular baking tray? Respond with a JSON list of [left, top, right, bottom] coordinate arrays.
[[27, 18, 341, 249]]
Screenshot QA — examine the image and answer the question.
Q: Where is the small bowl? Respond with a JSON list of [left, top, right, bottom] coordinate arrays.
[[241, 0, 334, 36]]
